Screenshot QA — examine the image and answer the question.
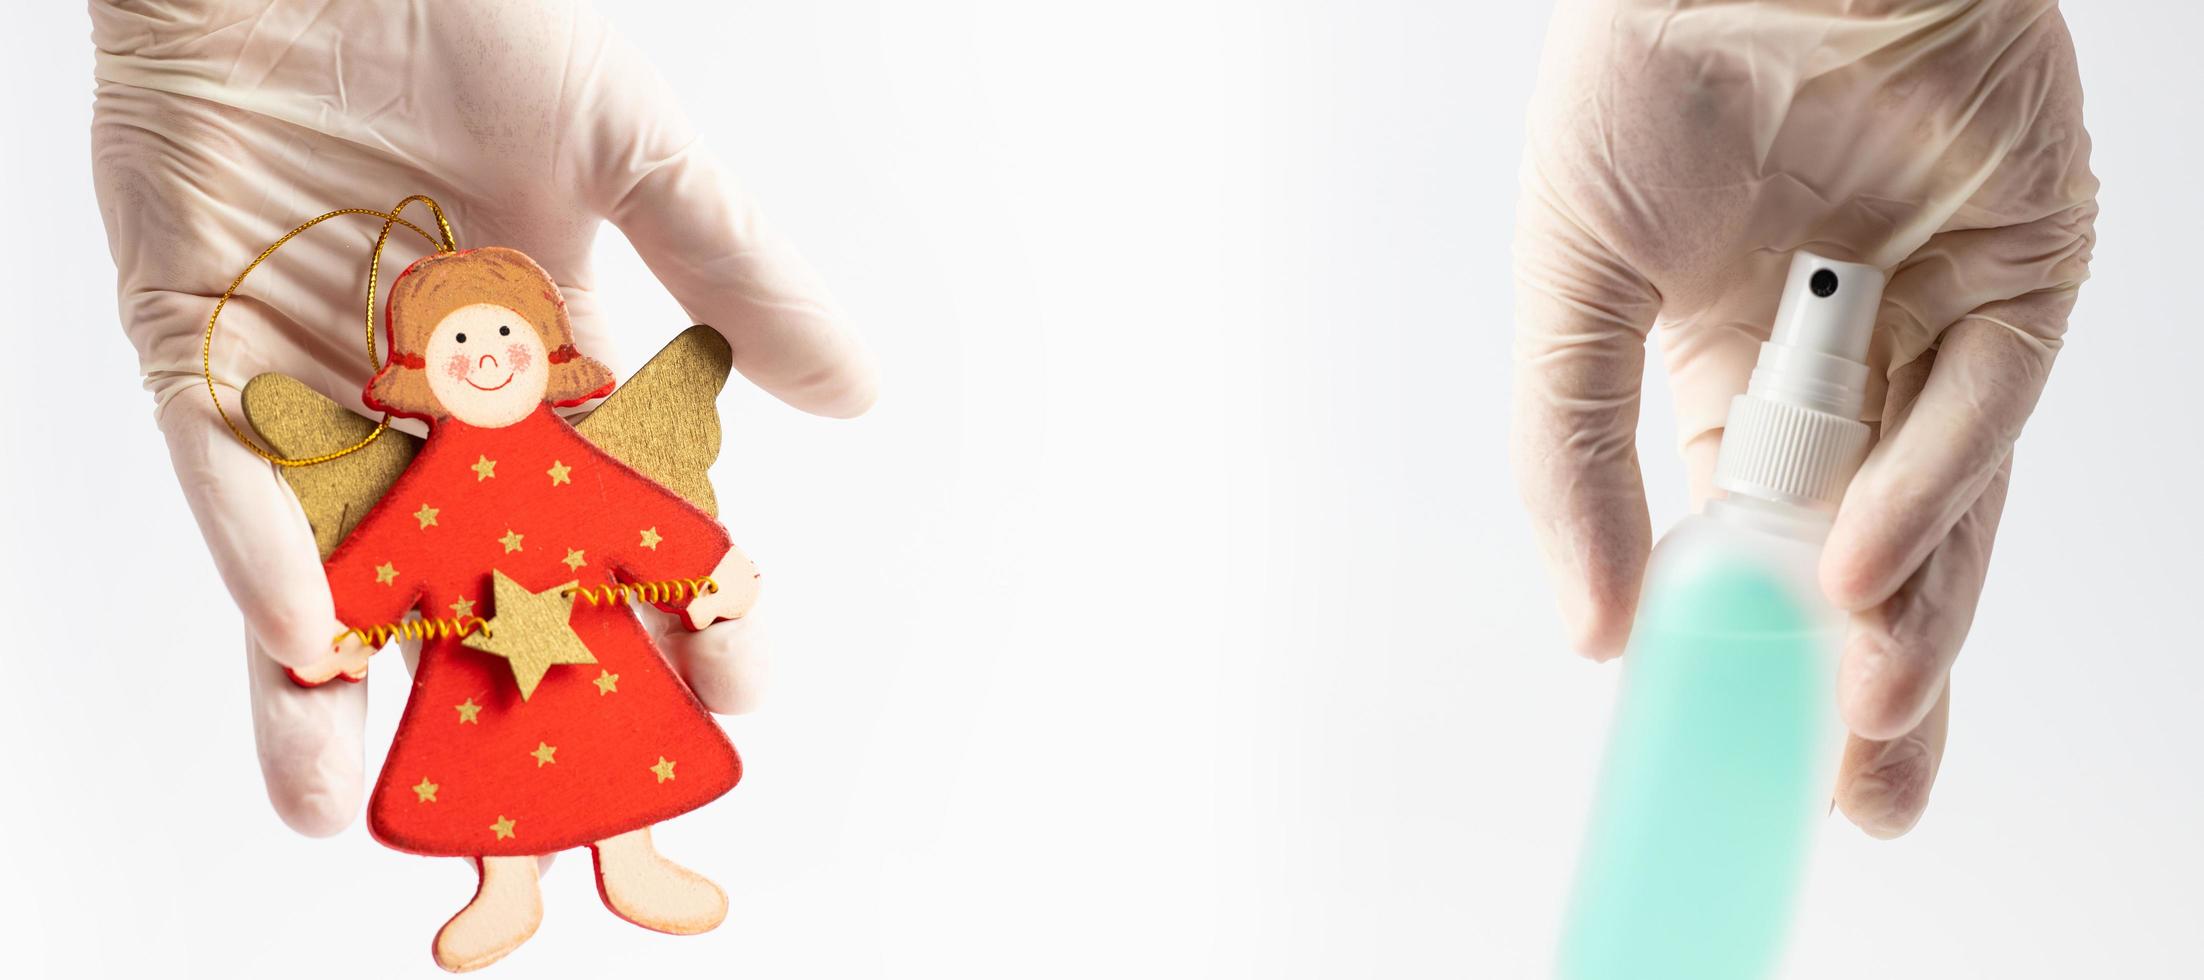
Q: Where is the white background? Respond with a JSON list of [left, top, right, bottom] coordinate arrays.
[[2, 2, 2198, 978]]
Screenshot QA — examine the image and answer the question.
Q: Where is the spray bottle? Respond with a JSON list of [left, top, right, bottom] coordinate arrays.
[[1557, 251, 1884, 980]]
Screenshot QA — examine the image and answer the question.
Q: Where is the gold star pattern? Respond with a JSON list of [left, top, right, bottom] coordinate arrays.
[[489, 816, 517, 840], [593, 669, 620, 695], [412, 777, 439, 803], [374, 562, 399, 586], [650, 757, 677, 784], [547, 460, 572, 486], [461, 570, 597, 700], [450, 596, 477, 619], [561, 548, 587, 572], [499, 529, 525, 554], [638, 527, 663, 551], [455, 698, 483, 724], [530, 742, 558, 767], [414, 503, 440, 529], [471, 455, 498, 481]]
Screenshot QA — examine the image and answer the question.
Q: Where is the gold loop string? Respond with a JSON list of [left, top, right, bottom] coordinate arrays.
[[203, 195, 458, 468], [363, 195, 456, 367]]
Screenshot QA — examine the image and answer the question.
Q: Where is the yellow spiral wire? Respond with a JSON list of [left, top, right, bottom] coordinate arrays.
[[202, 194, 458, 467], [565, 577, 721, 608], [335, 615, 494, 650], [330, 577, 721, 651]]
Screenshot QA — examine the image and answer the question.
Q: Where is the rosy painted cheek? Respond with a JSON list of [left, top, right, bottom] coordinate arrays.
[[506, 344, 535, 373], [444, 353, 472, 380]]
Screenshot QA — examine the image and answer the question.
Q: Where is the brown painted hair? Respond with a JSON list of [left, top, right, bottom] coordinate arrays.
[[365, 247, 614, 420]]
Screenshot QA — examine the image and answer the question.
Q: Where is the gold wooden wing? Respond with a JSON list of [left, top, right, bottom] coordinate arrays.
[[243, 325, 734, 559]]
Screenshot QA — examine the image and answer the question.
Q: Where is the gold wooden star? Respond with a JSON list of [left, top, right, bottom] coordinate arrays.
[[499, 529, 525, 554], [489, 815, 516, 840], [649, 757, 677, 783], [561, 548, 587, 572], [450, 596, 477, 619], [593, 669, 619, 695], [547, 460, 572, 486], [374, 561, 399, 586], [471, 455, 498, 481], [462, 570, 597, 700], [455, 698, 483, 724], [413, 777, 439, 803], [530, 742, 558, 767], [414, 503, 440, 529], [638, 527, 663, 551]]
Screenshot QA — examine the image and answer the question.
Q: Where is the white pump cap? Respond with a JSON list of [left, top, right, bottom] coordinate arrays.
[[1711, 251, 1885, 509]]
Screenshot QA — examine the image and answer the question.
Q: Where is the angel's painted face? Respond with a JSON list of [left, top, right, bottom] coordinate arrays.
[[422, 303, 552, 427]]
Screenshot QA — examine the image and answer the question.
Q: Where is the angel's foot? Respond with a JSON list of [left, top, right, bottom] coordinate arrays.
[[433, 855, 543, 973], [590, 826, 727, 934]]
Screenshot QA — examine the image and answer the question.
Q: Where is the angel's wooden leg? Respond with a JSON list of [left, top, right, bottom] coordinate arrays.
[[589, 826, 727, 934], [432, 855, 544, 973]]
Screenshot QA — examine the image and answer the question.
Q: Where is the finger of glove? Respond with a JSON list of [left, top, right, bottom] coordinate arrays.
[[1835, 681, 1951, 840], [659, 607, 770, 716], [244, 631, 368, 837], [1839, 426, 2010, 741], [1833, 347, 2010, 735], [575, 33, 876, 419], [1511, 178, 1664, 659], [1822, 306, 2056, 611], [156, 390, 351, 674]]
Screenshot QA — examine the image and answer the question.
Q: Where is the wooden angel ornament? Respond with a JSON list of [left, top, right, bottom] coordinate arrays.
[[241, 246, 760, 972]]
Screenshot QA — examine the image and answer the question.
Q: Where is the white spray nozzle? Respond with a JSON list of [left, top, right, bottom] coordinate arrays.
[[1713, 252, 1886, 509], [1750, 253, 1885, 418], [1770, 254, 1881, 361]]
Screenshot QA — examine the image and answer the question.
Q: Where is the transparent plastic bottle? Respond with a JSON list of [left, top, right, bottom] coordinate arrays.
[[1557, 252, 1885, 980]]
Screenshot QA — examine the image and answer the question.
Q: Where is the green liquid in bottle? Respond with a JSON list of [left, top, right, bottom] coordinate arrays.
[[1557, 551, 1835, 980]]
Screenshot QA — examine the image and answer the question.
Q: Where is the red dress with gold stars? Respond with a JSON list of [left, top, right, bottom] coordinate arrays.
[[324, 404, 741, 856]]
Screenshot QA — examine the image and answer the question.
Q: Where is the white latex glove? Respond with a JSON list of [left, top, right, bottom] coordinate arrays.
[[1512, 0, 2096, 837], [91, 0, 873, 836]]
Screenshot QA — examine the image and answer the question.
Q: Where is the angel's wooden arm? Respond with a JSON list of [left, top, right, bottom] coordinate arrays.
[[681, 545, 761, 630]]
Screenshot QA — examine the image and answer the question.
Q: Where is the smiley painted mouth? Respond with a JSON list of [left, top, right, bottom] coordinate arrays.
[[466, 372, 515, 392]]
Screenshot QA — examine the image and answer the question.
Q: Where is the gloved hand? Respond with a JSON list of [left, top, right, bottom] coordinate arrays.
[[1511, 0, 2096, 837], [90, 0, 873, 836]]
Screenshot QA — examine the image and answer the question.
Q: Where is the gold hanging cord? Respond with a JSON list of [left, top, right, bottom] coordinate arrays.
[[201, 194, 458, 467]]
